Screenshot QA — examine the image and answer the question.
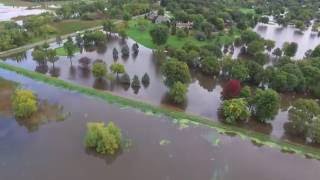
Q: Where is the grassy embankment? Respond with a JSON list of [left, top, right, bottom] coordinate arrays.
[[1, 61, 320, 160], [125, 18, 237, 49]]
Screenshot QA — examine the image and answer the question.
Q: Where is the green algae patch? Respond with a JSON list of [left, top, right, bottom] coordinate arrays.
[[1, 61, 320, 160]]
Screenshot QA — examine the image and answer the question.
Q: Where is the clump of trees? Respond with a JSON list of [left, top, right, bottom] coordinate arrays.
[[12, 89, 38, 119], [287, 99, 320, 143], [161, 59, 191, 87], [84, 121, 122, 155]]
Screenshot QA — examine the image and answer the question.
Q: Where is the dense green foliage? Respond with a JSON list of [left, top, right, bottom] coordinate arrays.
[[85, 122, 122, 155], [12, 89, 38, 118], [92, 62, 107, 79], [251, 89, 280, 122], [161, 59, 191, 87], [222, 98, 250, 123], [110, 63, 125, 76], [169, 82, 188, 104], [150, 25, 169, 46]]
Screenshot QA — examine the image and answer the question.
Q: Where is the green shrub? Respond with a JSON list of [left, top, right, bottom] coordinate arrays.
[[12, 89, 38, 118], [92, 62, 107, 79], [169, 82, 188, 104], [222, 98, 250, 123], [85, 121, 122, 155]]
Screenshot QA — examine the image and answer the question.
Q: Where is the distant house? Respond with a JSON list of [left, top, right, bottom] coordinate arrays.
[[155, 15, 170, 24], [176, 21, 193, 29], [146, 11, 158, 21]]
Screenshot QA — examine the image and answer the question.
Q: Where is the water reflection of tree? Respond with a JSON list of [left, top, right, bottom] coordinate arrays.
[[35, 64, 48, 74], [85, 146, 123, 165], [6, 51, 27, 63], [93, 78, 107, 90], [69, 66, 77, 79], [96, 44, 108, 54], [16, 100, 66, 133], [49, 67, 61, 77], [193, 71, 219, 92]]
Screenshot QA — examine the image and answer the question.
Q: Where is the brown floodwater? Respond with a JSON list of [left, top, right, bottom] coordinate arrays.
[[1, 31, 318, 144], [1, 69, 320, 180]]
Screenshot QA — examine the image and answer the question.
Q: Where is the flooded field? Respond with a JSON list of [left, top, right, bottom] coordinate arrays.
[[254, 22, 320, 59], [1, 69, 320, 180], [0, 3, 47, 21], [2, 36, 314, 144]]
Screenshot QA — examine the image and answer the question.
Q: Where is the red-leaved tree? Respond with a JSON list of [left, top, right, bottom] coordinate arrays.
[[222, 79, 241, 99]]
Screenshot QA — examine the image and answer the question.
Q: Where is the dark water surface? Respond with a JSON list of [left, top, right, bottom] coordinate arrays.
[[1, 70, 320, 180]]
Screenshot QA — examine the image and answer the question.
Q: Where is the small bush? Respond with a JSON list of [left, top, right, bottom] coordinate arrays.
[[92, 62, 107, 79], [169, 82, 188, 104], [12, 89, 38, 118], [85, 122, 122, 155], [222, 98, 250, 123]]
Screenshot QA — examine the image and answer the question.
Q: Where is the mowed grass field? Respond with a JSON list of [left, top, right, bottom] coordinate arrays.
[[125, 18, 236, 49]]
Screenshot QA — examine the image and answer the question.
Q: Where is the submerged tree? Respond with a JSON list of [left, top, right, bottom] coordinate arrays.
[[161, 59, 191, 87], [85, 122, 122, 155], [121, 44, 130, 58], [92, 62, 107, 79], [113, 48, 119, 60], [132, 43, 139, 55], [12, 89, 38, 119], [169, 82, 188, 104], [110, 63, 125, 77], [63, 38, 77, 66], [47, 49, 58, 68], [141, 73, 150, 87]]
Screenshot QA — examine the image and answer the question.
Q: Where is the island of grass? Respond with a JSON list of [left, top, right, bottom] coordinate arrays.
[[124, 18, 237, 49]]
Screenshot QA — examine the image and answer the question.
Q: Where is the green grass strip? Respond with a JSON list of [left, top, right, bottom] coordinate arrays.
[[1, 61, 320, 160]]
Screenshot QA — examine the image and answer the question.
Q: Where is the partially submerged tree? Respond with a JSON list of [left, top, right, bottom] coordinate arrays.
[[110, 63, 125, 76], [12, 89, 38, 119], [85, 122, 122, 155], [161, 59, 191, 87], [63, 38, 77, 66], [92, 61, 107, 79], [222, 98, 250, 123], [169, 82, 188, 104]]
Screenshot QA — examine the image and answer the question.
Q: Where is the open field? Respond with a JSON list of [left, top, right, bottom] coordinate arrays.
[[125, 18, 237, 49]]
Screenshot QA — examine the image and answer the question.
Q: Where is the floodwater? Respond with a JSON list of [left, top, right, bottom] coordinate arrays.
[[254, 22, 320, 59], [0, 3, 47, 21], [1, 69, 320, 180], [2, 36, 315, 146]]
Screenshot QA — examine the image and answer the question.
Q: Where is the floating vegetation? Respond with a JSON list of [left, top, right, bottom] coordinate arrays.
[[159, 139, 171, 146], [1, 62, 320, 160]]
